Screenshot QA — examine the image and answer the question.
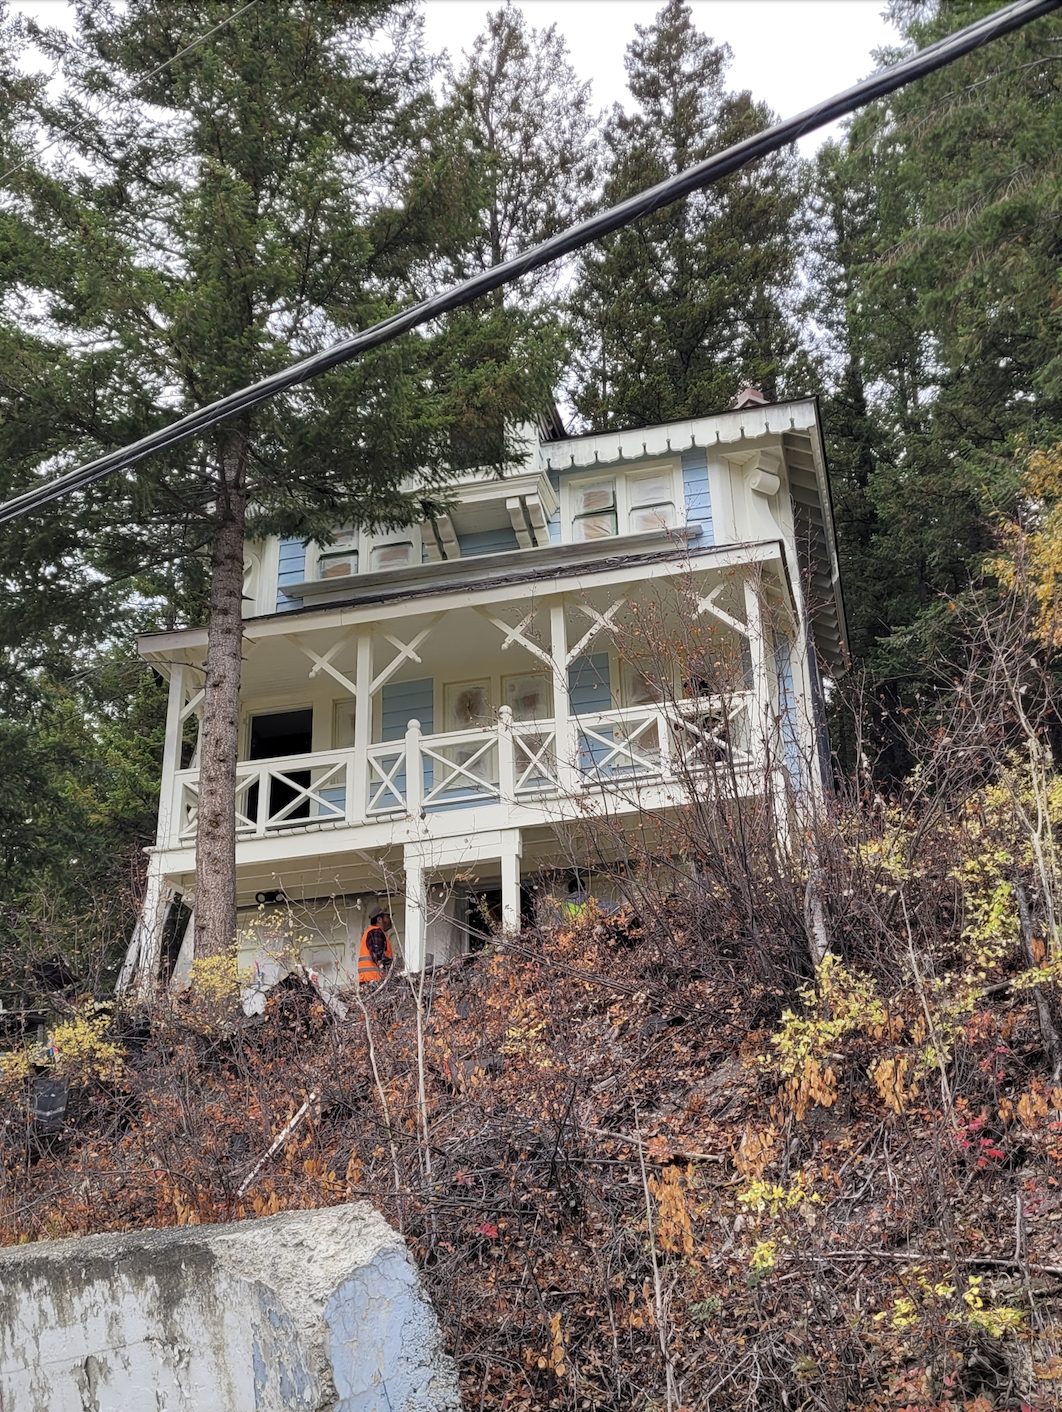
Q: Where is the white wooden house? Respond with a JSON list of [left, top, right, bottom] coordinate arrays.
[[128, 394, 846, 992]]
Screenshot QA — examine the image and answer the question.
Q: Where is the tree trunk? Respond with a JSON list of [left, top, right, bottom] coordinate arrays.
[[194, 426, 249, 959]]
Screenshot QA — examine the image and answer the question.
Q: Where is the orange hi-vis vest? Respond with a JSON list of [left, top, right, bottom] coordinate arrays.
[[358, 925, 392, 984]]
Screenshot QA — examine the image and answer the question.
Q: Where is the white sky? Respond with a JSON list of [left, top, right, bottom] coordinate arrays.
[[420, 1, 900, 151], [17, 1, 899, 153]]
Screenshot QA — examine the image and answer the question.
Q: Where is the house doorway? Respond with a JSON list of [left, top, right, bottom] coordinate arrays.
[[246, 709, 313, 826]]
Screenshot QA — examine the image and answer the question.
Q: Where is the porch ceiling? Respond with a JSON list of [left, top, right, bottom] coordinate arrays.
[[163, 566, 756, 704], [139, 538, 784, 669]]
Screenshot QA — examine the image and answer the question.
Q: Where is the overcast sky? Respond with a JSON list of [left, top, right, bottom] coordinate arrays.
[[421, 1, 900, 151], [16, 1, 900, 153]]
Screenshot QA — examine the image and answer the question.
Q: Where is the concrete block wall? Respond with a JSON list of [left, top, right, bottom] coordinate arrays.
[[0, 1202, 459, 1411]]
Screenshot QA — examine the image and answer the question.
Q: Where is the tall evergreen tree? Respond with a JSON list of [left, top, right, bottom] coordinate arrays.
[[438, 2, 598, 300], [11, 1, 561, 958], [808, 0, 1062, 761], [569, 0, 803, 430]]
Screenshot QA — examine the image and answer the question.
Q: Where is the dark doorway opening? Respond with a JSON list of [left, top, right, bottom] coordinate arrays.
[[247, 709, 313, 825]]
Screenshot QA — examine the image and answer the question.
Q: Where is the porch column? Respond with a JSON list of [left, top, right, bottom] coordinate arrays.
[[500, 830, 522, 933], [350, 629, 373, 824], [550, 600, 577, 791], [743, 577, 789, 837], [403, 853, 427, 973], [131, 856, 172, 1001], [156, 664, 186, 849]]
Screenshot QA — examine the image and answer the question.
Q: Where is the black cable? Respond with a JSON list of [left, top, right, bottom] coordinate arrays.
[[1, 0, 1058, 528]]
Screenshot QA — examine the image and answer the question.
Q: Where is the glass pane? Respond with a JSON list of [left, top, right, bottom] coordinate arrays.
[[504, 673, 552, 721], [333, 699, 356, 749], [372, 541, 413, 570], [629, 503, 675, 534], [572, 480, 615, 515], [573, 511, 618, 541], [318, 551, 357, 579], [629, 473, 673, 507], [445, 680, 491, 731], [623, 661, 661, 706]]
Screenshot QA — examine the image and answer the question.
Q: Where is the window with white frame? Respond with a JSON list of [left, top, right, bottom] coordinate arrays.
[[333, 699, 356, 749], [566, 466, 679, 543], [316, 529, 359, 579], [571, 480, 617, 541], [628, 472, 676, 533], [503, 672, 552, 721], [371, 540, 414, 571]]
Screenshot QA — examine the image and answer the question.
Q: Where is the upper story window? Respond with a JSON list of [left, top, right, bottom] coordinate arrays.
[[565, 464, 681, 545], [572, 480, 617, 541], [316, 529, 359, 579], [371, 541, 414, 571], [628, 472, 676, 533]]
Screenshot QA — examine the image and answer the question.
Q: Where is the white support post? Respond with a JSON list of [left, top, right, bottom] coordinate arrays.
[[351, 629, 373, 824], [498, 705, 515, 805], [255, 764, 269, 835], [403, 855, 426, 973], [744, 577, 788, 839], [157, 664, 186, 849], [743, 578, 772, 771], [133, 858, 171, 1002], [550, 600, 577, 791], [500, 835, 522, 933], [405, 718, 423, 815]]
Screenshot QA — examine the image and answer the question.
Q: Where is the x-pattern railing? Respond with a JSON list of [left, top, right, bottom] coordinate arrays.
[[366, 747, 407, 816], [420, 731, 500, 806], [577, 709, 666, 779], [669, 696, 753, 770], [254, 763, 347, 831], [170, 694, 759, 845], [512, 725, 561, 795]]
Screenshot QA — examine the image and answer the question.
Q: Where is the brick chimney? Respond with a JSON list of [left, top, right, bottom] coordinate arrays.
[[732, 385, 769, 410]]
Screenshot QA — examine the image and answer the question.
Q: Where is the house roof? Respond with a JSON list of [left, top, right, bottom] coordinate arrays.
[[535, 397, 847, 672]]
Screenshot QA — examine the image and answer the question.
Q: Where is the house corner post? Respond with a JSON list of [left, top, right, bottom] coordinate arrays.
[[403, 852, 427, 974], [405, 719, 423, 814], [498, 706, 515, 804], [351, 629, 373, 824], [157, 664, 187, 849], [500, 831, 522, 933], [743, 576, 787, 834], [550, 600, 577, 792], [133, 856, 171, 1003]]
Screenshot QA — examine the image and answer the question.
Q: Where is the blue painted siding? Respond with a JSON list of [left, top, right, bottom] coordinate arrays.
[[379, 677, 434, 808], [276, 538, 306, 612], [569, 653, 612, 773], [681, 450, 713, 542], [568, 653, 612, 714], [456, 526, 520, 558], [381, 678, 434, 740]]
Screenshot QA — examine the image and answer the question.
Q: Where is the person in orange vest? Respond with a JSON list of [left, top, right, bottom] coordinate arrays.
[[358, 910, 394, 984]]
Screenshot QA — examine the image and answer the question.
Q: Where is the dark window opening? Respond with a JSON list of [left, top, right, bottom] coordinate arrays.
[[247, 710, 313, 824]]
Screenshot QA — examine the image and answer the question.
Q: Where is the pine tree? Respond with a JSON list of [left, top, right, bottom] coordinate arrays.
[[12, 1, 562, 958], [569, 0, 803, 430], [438, 2, 599, 299], [807, 0, 1062, 761]]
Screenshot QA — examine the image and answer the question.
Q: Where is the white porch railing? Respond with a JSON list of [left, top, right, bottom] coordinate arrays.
[[169, 695, 756, 846]]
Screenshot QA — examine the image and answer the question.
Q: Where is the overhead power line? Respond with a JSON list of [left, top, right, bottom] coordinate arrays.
[[0, 0, 1058, 529]]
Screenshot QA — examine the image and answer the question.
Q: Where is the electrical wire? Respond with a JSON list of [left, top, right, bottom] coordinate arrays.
[[0, 0, 260, 186], [0, 0, 1058, 529]]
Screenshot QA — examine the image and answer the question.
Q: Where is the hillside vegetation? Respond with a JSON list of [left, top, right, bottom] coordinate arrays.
[[5, 583, 1062, 1411]]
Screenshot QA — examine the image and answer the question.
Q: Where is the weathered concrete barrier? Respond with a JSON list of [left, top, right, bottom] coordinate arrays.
[[0, 1201, 459, 1411]]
